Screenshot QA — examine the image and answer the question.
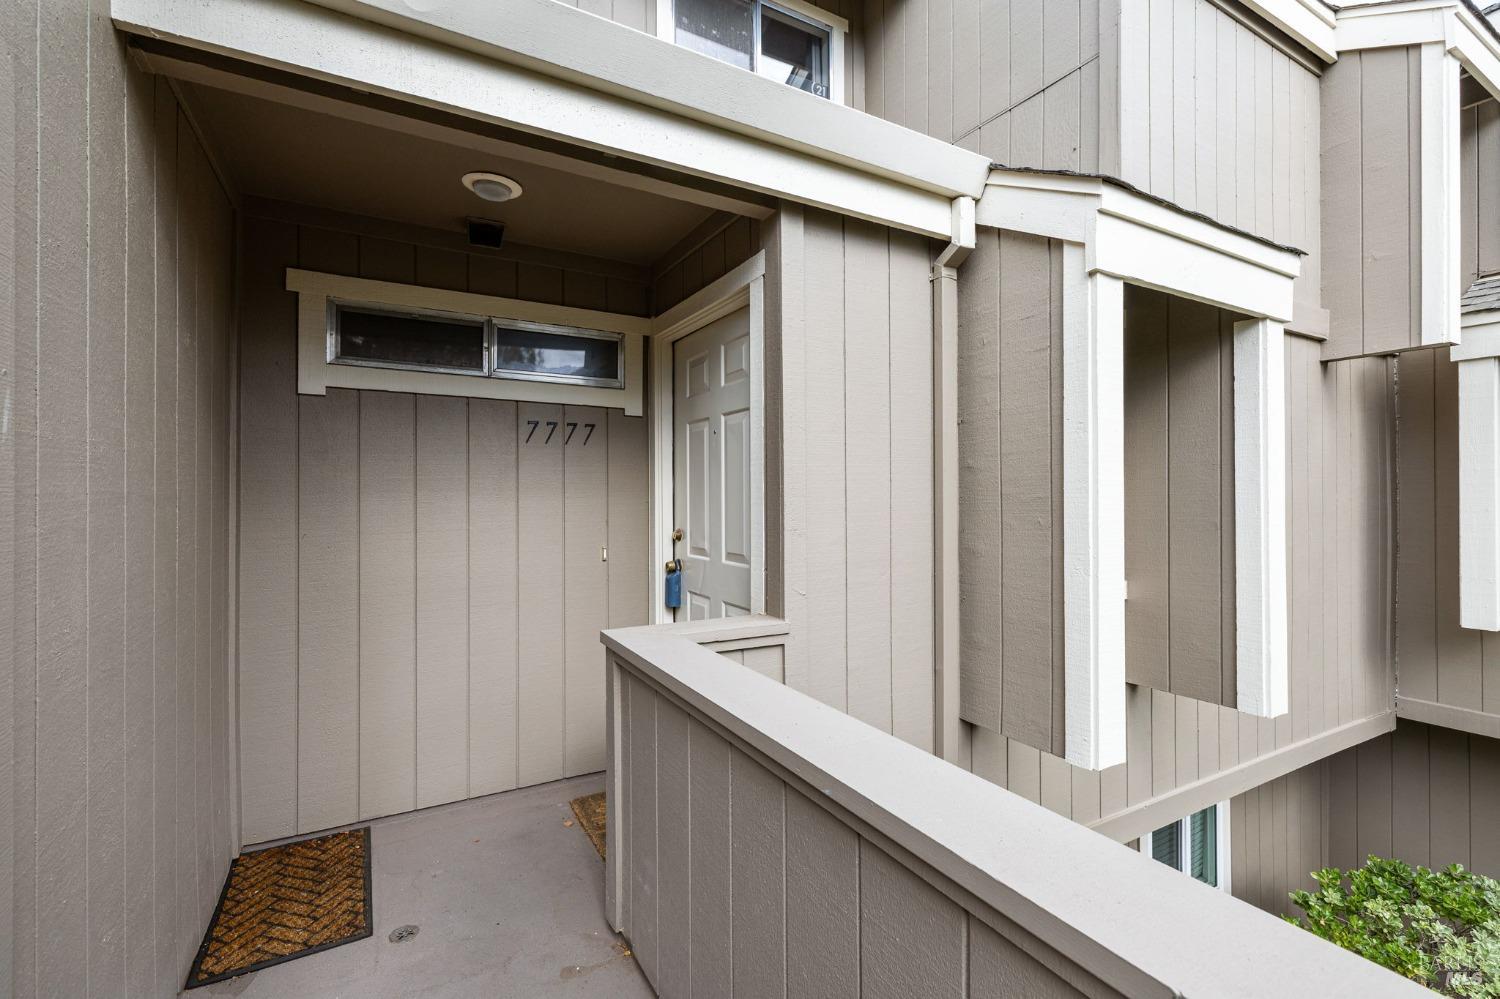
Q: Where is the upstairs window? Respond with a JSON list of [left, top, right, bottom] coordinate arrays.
[[669, 0, 844, 102]]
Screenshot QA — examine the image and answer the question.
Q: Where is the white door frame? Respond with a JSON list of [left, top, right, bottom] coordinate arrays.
[[648, 251, 769, 624]]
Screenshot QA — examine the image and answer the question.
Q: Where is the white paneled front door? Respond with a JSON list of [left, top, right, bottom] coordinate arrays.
[[673, 308, 753, 620]]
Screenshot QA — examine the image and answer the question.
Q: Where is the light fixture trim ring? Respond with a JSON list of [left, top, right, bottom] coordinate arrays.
[[461, 170, 524, 203]]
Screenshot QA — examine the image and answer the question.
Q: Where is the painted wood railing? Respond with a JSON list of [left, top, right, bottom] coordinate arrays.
[[602, 620, 1428, 999]]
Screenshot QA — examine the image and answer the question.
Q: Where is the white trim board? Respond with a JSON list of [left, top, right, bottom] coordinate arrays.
[[287, 268, 650, 414], [1452, 309, 1500, 630], [1237, 0, 1338, 62], [1234, 318, 1290, 716], [111, 0, 986, 240], [976, 170, 1304, 324]]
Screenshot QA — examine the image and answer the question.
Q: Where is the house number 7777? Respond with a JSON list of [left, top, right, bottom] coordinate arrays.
[[524, 420, 596, 445]]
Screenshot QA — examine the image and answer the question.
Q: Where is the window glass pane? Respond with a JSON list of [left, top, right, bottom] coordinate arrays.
[[758, 4, 830, 97], [492, 325, 622, 386], [676, 0, 754, 70], [335, 305, 485, 372], [1150, 820, 1183, 871], [1189, 806, 1218, 887]]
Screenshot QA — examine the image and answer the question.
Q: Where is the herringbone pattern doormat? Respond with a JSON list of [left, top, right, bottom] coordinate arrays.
[[185, 827, 373, 988]]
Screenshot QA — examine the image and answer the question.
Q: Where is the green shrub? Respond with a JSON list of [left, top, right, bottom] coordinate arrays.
[[1286, 856, 1500, 996]]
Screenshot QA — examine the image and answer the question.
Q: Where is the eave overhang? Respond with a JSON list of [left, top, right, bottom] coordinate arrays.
[[110, 0, 991, 241]]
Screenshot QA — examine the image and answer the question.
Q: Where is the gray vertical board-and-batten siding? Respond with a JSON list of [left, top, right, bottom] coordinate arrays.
[[956, 228, 1066, 755], [1230, 719, 1500, 919], [651, 213, 763, 315], [1461, 91, 1500, 289], [861, 0, 1325, 332], [1122, 285, 1238, 708], [959, 261, 1394, 838], [1394, 347, 1500, 722], [1320, 45, 1426, 360], [1324, 720, 1500, 881], [235, 211, 652, 845], [3, 11, 238, 993], [765, 205, 937, 752]]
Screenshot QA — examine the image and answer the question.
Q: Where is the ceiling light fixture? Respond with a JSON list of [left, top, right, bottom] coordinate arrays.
[[461, 171, 524, 203]]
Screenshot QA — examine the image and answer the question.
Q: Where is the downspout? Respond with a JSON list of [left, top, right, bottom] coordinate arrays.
[[932, 196, 975, 766]]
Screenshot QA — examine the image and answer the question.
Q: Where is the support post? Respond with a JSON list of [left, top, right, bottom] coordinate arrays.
[[1233, 317, 1288, 717], [1062, 248, 1127, 770]]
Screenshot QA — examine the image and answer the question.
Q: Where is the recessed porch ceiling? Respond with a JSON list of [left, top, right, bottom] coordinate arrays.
[[179, 80, 719, 266]]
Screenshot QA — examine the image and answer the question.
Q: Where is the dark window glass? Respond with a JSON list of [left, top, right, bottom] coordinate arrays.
[[676, 0, 754, 70], [493, 325, 622, 386], [335, 306, 485, 372], [1189, 807, 1217, 887], [758, 5, 830, 97], [1150, 820, 1183, 871]]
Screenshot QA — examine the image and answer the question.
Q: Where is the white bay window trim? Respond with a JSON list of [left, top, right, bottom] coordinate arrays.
[[978, 170, 1301, 767]]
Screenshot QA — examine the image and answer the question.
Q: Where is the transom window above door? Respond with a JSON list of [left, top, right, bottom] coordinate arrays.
[[666, 0, 846, 102]]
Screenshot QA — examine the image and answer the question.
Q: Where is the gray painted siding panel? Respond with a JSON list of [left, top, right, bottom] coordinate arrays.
[[652, 215, 761, 314], [1393, 347, 1500, 720], [5, 45, 235, 994], [1275, 722, 1500, 896], [1229, 761, 1325, 917], [958, 230, 1065, 754], [1123, 286, 1237, 706], [771, 208, 937, 752], [1321, 47, 1426, 360], [613, 661, 1102, 999], [235, 216, 652, 841], [1462, 96, 1500, 291], [866, 0, 1101, 174]]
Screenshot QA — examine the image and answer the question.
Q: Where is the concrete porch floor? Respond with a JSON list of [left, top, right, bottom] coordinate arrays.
[[186, 774, 650, 999]]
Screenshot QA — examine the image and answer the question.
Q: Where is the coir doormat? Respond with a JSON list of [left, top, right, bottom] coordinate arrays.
[[185, 827, 373, 988], [570, 792, 608, 859]]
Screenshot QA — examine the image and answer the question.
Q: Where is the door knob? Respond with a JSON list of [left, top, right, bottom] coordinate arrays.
[[671, 527, 684, 543]]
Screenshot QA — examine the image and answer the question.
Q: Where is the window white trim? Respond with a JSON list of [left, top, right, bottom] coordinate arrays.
[[1139, 801, 1232, 894], [647, 251, 769, 624], [653, 0, 847, 104], [288, 268, 650, 415]]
